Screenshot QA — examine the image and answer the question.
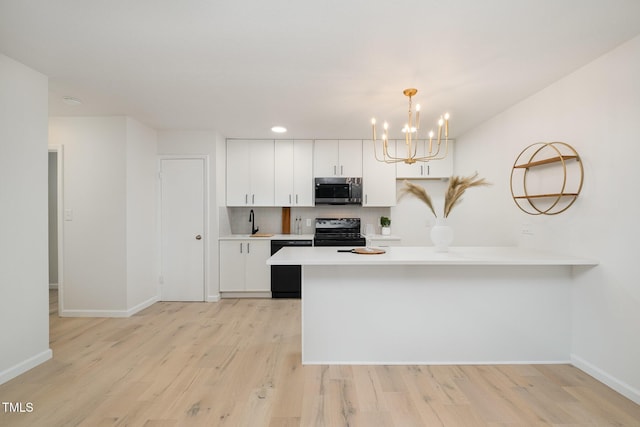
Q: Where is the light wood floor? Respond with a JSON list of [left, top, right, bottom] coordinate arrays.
[[1, 291, 639, 426]]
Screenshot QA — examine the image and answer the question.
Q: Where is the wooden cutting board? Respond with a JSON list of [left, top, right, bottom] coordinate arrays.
[[250, 233, 274, 237], [352, 247, 385, 255]]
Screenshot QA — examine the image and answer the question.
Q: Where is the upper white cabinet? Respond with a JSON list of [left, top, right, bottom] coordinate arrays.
[[395, 139, 454, 179], [314, 140, 362, 177], [226, 139, 275, 206], [362, 140, 396, 206], [274, 139, 314, 206]]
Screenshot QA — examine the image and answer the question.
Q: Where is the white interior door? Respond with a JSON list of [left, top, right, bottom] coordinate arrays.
[[160, 157, 205, 301]]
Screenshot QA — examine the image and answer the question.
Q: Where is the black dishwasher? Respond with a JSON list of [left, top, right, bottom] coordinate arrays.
[[271, 239, 312, 298]]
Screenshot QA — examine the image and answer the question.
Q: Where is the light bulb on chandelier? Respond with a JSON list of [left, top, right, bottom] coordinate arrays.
[[370, 88, 450, 164]]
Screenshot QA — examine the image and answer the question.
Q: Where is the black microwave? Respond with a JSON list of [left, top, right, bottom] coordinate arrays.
[[314, 177, 362, 205]]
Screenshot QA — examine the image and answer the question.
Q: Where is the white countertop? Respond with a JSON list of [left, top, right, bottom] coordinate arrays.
[[219, 234, 314, 241], [267, 246, 598, 266]]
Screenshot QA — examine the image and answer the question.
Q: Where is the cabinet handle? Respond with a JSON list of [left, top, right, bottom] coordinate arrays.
[[240, 242, 243, 253], [247, 242, 250, 253], [341, 165, 344, 175], [252, 194, 255, 204], [289, 194, 292, 204], [295, 194, 299, 204], [420, 165, 424, 176], [365, 194, 368, 204], [427, 165, 430, 176], [333, 165, 337, 175]]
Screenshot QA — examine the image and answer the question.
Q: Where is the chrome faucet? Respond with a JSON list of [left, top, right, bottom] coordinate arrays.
[[249, 209, 259, 235]]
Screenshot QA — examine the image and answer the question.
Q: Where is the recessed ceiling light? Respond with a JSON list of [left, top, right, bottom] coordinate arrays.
[[271, 126, 287, 133], [62, 96, 82, 106]]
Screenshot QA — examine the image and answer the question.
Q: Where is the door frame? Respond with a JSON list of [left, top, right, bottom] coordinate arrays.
[[48, 145, 64, 314], [158, 155, 209, 301]]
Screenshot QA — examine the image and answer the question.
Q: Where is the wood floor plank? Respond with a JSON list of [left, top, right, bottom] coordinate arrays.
[[0, 291, 638, 427]]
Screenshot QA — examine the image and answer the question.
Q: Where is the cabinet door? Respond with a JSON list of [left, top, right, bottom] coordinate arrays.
[[226, 140, 251, 205], [248, 140, 275, 206], [395, 139, 454, 178], [362, 140, 396, 206], [274, 140, 294, 206], [425, 140, 454, 178], [219, 240, 246, 291], [313, 140, 339, 177], [338, 140, 362, 177], [292, 140, 314, 206], [244, 240, 271, 292], [395, 139, 426, 178]]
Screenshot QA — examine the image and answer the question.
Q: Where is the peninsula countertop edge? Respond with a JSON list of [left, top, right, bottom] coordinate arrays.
[[266, 246, 598, 266]]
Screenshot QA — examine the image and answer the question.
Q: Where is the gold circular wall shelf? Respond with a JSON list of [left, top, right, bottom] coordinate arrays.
[[510, 142, 583, 215]]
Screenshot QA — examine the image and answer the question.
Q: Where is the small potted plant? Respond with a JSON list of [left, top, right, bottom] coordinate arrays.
[[380, 216, 391, 235]]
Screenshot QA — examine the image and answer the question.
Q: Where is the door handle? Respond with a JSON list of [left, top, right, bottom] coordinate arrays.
[[195, 235, 202, 240]]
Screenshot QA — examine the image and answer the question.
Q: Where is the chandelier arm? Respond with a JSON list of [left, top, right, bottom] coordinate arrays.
[[416, 139, 449, 161]]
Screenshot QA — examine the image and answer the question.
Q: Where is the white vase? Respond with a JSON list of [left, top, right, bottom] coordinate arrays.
[[430, 218, 453, 252], [381, 226, 391, 235]]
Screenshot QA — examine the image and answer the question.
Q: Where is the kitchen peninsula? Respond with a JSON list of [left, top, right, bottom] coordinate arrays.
[[267, 246, 597, 365]]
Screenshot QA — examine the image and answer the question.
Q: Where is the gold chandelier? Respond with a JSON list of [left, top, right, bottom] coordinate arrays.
[[371, 88, 450, 164]]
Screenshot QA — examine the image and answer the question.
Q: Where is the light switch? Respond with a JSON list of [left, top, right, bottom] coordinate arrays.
[[64, 209, 73, 221]]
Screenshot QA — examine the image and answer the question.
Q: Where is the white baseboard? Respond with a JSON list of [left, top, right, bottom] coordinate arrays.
[[220, 291, 272, 298], [127, 296, 160, 316], [572, 354, 640, 404], [207, 294, 221, 302], [0, 349, 53, 385], [60, 295, 159, 318]]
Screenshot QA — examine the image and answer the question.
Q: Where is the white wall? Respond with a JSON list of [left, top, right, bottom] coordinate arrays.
[[125, 118, 159, 311], [49, 116, 158, 316], [0, 53, 51, 384], [157, 130, 223, 301], [49, 117, 128, 314], [455, 35, 640, 403]]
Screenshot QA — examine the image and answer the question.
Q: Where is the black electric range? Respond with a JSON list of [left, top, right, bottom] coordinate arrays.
[[314, 218, 367, 247]]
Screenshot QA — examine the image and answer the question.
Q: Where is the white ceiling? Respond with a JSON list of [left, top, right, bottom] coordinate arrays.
[[2, 0, 640, 140]]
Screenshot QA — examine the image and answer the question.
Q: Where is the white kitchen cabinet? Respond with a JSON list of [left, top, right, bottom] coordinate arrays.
[[226, 139, 275, 206], [219, 239, 270, 292], [395, 139, 454, 179], [366, 235, 402, 247], [362, 140, 396, 206], [274, 139, 314, 206], [314, 140, 362, 177]]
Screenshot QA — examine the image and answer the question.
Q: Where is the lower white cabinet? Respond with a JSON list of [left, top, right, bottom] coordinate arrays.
[[219, 240, 270, 292]]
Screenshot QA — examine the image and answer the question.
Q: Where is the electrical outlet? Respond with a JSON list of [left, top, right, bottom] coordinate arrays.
[[521, 222, 533, 235], [306, 218, 311, 227]]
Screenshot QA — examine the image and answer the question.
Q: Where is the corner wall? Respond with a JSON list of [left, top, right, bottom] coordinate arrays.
[[455, 35, 640, 403], [125, 118, 159, 312], [48, 116, 158, 316], [0, 53, 51, 384], [49, 117, 128, 315]]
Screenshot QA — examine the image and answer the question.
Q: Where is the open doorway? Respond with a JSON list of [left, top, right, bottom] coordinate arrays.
[[48, 146, 63, 315]]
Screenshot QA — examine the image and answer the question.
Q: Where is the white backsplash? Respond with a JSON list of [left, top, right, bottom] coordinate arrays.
[[225, 206, 391, 235]]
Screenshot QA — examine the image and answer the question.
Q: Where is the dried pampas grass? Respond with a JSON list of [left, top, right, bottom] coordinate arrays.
[[444, 172, 491, 217], [399, 180, 437, 217], [399, 172, 491, 218]]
